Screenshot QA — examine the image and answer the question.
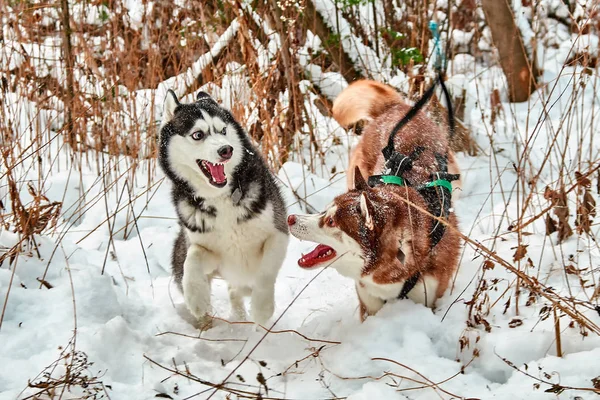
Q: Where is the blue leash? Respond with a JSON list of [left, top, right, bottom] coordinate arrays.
[[429, 21, 444, 72]]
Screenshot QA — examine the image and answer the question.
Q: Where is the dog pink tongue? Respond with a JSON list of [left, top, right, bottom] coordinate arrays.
[[207, 162, 226, 183], [298, 244, 337, 269]]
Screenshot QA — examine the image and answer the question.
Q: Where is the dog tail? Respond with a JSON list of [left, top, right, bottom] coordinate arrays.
[[332, 80, 402, 128]]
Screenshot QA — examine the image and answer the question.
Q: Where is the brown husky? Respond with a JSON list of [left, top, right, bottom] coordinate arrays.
[[287, 169, 461, 321], [287, 80, 461, 321]]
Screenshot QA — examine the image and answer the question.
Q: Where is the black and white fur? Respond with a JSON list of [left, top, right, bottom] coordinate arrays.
[[159, 90, 289, 327]]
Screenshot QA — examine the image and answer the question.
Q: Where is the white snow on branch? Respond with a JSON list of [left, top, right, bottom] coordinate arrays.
[[312, 0, 392, 82], [157, 19, 241, 101]]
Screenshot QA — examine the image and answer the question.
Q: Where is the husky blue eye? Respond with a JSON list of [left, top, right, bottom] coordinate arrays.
[[191, 131, 205, 140]]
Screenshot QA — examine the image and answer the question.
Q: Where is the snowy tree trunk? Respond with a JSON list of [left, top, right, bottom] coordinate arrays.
[[481, 0, 539, 102]]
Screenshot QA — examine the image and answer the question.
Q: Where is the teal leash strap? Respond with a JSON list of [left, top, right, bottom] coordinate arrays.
[[428, 20, 444, 72], [428, 20, 455, 139]]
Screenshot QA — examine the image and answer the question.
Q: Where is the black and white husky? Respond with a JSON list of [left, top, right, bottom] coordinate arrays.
[[159, 90, 289, 327]]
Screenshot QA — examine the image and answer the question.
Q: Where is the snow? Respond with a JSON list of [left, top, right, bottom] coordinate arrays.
[[2, 105, 600, 399], [2, 2, 600, 400]]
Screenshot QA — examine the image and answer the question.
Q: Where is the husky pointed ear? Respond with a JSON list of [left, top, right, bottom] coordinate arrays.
[[359, 192, 374, 231], [163, 90, 180, 122], [196, 91, 219, 108], [196, 91, 212, 101], [354, 167, 369, 191]]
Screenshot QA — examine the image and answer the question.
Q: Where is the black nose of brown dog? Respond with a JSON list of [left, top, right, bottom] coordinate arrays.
[[287, 215, 297, 226], [218, 145, 233, 160]]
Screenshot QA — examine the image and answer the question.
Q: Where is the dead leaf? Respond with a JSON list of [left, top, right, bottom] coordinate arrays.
[[575, 171, 591, 188], [544, 186, 557, 201], [544, 384, 565, 394], [490, 89, 503, 124], [564, 264, 579, 275], [512, 244, 528, 262], [539, 305, 552, 321], [256, 372, 268, 394], [545, 215, 557, 235], [483, 260, 495, 270], [459, 335, 469, 351], [584, 189, 596, 217], [508, 318, 523, 328]]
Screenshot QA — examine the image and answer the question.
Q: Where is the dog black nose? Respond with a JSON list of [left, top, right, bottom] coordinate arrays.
[[218, 145, 233, 160], [287, 215, 297, 226]]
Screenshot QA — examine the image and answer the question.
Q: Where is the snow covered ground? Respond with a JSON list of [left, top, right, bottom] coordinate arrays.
[[2, 1, 600, 398], [2, 63, 600, 398]]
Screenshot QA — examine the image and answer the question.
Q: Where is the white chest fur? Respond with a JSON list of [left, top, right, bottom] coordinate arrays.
[[178, 192, 278, 287], [359, 273, 439, 307], [360, 275, 405, 300]]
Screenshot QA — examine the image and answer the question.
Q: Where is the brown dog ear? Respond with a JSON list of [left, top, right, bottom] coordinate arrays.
[[354, 166, 369, 191], [359, 192, 374, 230]]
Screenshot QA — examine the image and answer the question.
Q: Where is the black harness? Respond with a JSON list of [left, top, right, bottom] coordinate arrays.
[[368, 72, 459, 300]]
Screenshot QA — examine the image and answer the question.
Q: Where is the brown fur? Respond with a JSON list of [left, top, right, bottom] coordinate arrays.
[[330, 169, 461, 318], [332, 80, 461, 192]]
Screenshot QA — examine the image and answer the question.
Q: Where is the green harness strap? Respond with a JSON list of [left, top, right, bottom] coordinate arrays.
[[420, 179, 453, 192], [379, 175, 406, 186], [378, 175, 453, 193]]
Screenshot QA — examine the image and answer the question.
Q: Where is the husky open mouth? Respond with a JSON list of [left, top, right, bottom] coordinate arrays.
[[298, 244, 337, 268], [196, 159, 227, 188]]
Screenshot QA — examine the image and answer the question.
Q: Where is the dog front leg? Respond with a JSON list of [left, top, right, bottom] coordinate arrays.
[[183, 244, 218, 328], [228, 285, 251, 321], [448, 151, 462, 204], [356, 283, 385, 322], [250, 232, 288, 325]]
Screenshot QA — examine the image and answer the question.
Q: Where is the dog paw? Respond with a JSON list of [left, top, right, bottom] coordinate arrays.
[[193, 313, 214, 331], [230, 308, 248, 322], [250, 293, 275, 326], [184, 290, 210, 321]]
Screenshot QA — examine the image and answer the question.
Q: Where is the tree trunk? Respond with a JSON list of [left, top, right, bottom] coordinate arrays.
[[59, 0, 76, 147], [481, 0, 538, 102]]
